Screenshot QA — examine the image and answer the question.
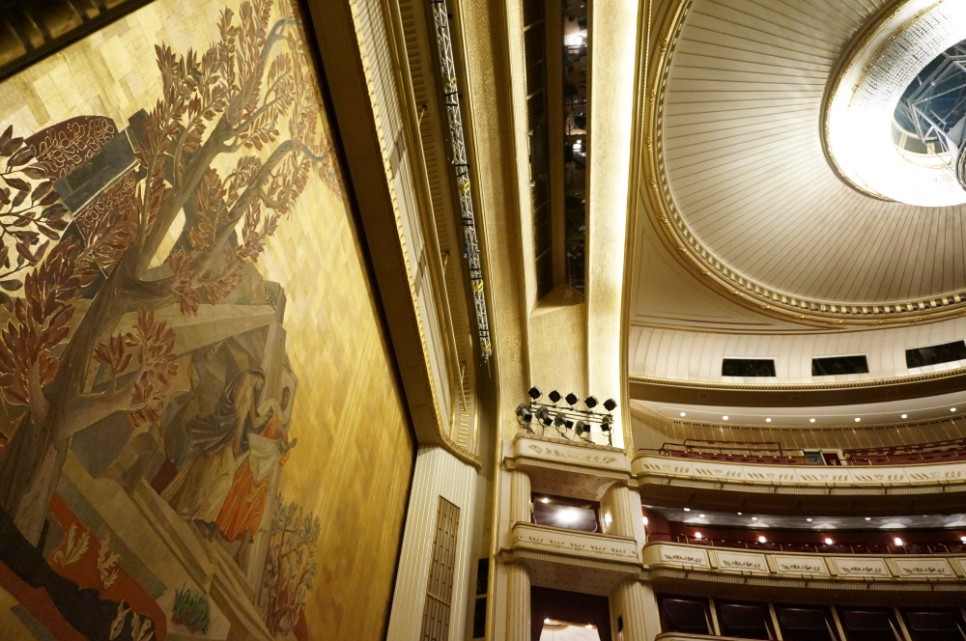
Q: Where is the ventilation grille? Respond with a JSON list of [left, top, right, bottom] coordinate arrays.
[[421, 497, 460, 641], [906, 340, 966, 368], [811, 355, 869, 376], [722, 358, 776, 377]]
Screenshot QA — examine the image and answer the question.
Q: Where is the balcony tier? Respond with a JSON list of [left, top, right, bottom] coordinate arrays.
[[644, 541, 966, 597], [503, 522, 640, 595], [634, 454, 966, 514]]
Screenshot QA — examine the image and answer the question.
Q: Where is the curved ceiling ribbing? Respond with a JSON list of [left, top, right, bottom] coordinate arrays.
[[660, 0, 966, 309]]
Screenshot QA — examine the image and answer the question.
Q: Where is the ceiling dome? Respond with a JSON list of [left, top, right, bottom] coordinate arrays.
[[654, 0, 966, 320]]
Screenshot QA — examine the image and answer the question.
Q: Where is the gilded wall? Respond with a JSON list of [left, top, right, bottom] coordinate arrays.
[[0, 1, 414, 639]]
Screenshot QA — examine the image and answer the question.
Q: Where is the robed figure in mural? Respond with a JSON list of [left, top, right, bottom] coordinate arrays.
[[217, 386, 296, 542], [162, 368, 268, 535]]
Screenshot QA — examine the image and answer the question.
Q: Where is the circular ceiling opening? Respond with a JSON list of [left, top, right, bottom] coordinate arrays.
[[893, 40, 966, 170], [824, 0, 966, 206]]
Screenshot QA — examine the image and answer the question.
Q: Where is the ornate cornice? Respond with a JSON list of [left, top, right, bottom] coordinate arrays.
[[0, 0, 155, 80]]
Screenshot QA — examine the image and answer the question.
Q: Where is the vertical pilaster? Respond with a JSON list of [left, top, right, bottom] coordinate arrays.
[[505, 561, 532, 641], [604, 484, 637, 539], [510, 469, 532, 524], [610, 579, 651, 641]]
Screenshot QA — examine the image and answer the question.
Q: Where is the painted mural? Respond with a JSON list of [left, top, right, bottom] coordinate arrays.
[[0, 1, 415, 640]]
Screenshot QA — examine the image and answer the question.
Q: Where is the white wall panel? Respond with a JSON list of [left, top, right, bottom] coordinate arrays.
[[630, 317, 966, 383], [387, 446, 480, 641]]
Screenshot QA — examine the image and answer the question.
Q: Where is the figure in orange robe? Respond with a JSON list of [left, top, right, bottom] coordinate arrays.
[[216, 387, 295, 542]]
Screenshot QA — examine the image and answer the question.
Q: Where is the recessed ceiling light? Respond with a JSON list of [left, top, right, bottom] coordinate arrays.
[[806, 518, 813, 522], [679, 411, 687, 417], [722, 415, 729, 421], [900, 413, 908, 419], [865, 517, 872, 521], [951, 407, 958, 412], [854, 417, 861, 422], [737, 512, 743, 516], [751, 516, 758, 521], [765, 417, 772, 423], [683, 507, 691, 512], [540, 497, 550, 503], [699, 514, 706, 518], [824, 537, 834, 545], [757, 535, 767, 543], [809, 418, 816, 423]]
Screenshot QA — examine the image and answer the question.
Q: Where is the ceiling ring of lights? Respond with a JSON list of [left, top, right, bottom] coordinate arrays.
[[823, 0, 966, 207]]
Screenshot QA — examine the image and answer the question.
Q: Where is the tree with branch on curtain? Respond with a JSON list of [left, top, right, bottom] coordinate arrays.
[[0, 0, 337, 544]]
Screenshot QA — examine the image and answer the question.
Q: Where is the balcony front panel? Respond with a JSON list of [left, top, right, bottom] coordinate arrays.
[[643, 541, 966, 592], [511, 521, 640, 565], [634, 454, 966, 500], [504, 522, 641, 595], [507, 435, 630, 498]]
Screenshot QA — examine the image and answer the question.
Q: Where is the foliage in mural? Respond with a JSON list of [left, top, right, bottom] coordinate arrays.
[[172, 586, 211, 634], [262, 494, 321, 635]]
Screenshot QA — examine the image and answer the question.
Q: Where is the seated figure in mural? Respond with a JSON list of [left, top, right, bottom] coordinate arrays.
[[162, 368, 268, 537], [215, 386, 297, 542]]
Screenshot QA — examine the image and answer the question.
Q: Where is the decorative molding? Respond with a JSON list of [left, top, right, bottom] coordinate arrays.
[[891, 558, 955, 578], [526, 443, 619, 466], [644, 543, 709, 568], [509, 522, 640, 565], [713, 551, 769, 574], [772, 556, 829, 576], [829, 557, 889, 577], [508, 435, 630, 477]]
